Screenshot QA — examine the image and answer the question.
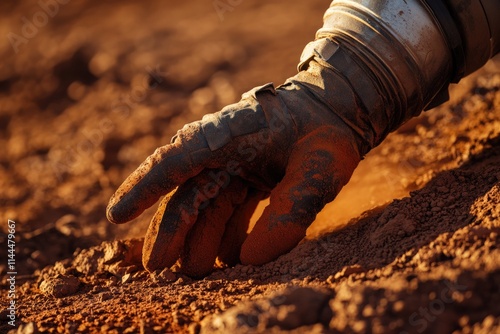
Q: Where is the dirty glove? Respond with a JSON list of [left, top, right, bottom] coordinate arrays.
[[107, 0, 480, 277], [106, 78, 364, 277]]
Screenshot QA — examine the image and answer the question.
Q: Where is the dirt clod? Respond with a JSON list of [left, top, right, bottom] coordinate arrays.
[[200, 287, 332, 333], [150, 268, 177, 284], [39, 275, 80, 298]]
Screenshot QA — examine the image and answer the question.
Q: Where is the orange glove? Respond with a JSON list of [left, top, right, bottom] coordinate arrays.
[[107, 77, 364, 277]]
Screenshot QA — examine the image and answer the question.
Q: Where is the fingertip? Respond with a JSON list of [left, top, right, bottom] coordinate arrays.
[[218, 190, 267, 267], [240, 223, 307, 266], [142, 234, 178, 274], [105, 187, 130, 224], [142, 252, 164, 273], [105, 198, 132, 224], [141, 196, 182, 272], [105, 202, 121, 224], [142, 258, 157, 273], [106, 189, 151, 224]]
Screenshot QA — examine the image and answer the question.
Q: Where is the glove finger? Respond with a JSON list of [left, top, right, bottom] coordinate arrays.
[[217, 189, 269, 267], [142, 169, 228, 272], [240, 127, 360, 265], [107, 123, 212, 224], [180, 177, 247, 277]]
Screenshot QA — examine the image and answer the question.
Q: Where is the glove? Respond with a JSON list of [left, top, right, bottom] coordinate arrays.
[[107, 0, 458, 277], [106, 75, 365, 277]]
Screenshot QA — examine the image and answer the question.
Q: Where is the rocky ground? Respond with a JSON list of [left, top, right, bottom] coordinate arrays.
[[1, 0, 499, 333]]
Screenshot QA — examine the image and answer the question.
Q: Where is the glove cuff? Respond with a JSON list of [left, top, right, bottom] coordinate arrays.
[[294, 0, 456, 153]]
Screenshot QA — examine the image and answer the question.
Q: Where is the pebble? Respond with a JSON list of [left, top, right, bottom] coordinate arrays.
[[122, 273, 133, 284], [334, 264, 365, 280], [482, 315, 495, 328], [201, 287, 331, 332], [14, 322, 38, 334], [39, 275, 80, 298], [149, 268, 176, 284], [158, 268, 176, 283], [392, 300, 405, 312], [98, 292, 113, 302]]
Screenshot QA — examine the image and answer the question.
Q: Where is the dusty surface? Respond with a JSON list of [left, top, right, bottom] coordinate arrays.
[[1, 0, 500, 333]]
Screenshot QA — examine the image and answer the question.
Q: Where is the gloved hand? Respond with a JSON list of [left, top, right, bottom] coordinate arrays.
[[106, 69, 365, 277], [107, 0, 460, 277]]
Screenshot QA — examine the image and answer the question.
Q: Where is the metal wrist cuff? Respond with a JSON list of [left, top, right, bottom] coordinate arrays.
[[297, 0, 457, 142]]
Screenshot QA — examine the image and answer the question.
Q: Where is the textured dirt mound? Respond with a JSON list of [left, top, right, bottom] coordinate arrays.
[[1, 0, 500, 333], [201, 160, 500, 333]]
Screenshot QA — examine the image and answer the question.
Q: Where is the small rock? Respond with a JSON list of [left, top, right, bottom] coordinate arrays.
[[39, 275, 80, 298], [188, 322, 201, 334], [362, 305, 375, 317], [15, 322, 38, 334], [132, 270, 148, 281], [55, 299, 66, 307], [482, 315, 495, 328], [122, 273, 133, 284], [91, 285, 103, 294], [334, 264, 365, 279], [382, 266, 393, 276], [150, 268, 176, 284], [100, 324, 112, 333], [158, 268, 176, 282], [201, 287, 331, 332], [103, 241, 125, 264], [392, 300, 405, 313], [326, 275, 335, 284], [459, 315, 470, 327], [108, 262, 139, 277], [98, 292, 113, 302]]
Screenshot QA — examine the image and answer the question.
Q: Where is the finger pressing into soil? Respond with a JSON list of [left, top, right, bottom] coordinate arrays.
[[217, 188, 268, 267], [107, 124, 212, 224], [180, 176, 247, 277], [240, 127, 360, 265], [142, 170, 226, 272]]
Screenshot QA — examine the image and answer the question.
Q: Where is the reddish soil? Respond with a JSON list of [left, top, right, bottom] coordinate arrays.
[[1, 0, 500, 333]]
